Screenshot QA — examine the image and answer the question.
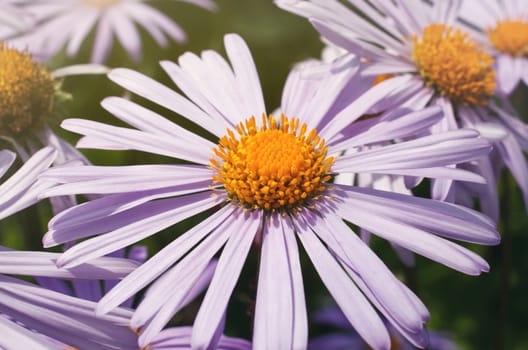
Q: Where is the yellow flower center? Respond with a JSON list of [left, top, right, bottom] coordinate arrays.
[[210, 114, 334, 212], [412, 24, 496, 105], [0, 44, 54, 137], [81, 0, 122, 9], [488, 20, 528, 57]]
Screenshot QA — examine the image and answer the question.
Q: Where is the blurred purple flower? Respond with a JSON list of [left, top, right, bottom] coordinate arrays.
[[40, 33, 498, 350], [459, 0, 528, 95], [6, 0, 216, 63]]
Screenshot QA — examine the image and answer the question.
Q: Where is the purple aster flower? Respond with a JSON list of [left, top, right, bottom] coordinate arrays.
[[40, 34, 498, 349], [6, 0, 216, 63], [309, 306, 459, 350], [458, 0, 528, 95], [276, 0, 528, 217]]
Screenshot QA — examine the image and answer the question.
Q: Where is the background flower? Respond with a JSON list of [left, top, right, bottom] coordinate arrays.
[[459, 0, 528, 95], [5, 0, 216, 63]]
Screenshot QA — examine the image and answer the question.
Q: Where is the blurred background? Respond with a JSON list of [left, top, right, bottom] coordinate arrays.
[[1, 0, 527, 349]]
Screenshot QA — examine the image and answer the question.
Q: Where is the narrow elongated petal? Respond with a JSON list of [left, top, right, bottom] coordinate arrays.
[[97, 206, 234, 316], [253, 214, 307, 350], [295, 215, 390, 350], [0, 250, 138, 279], [57, 192, 223, 268], [0, 317, 57, 350], [192, 211, 262, 349]]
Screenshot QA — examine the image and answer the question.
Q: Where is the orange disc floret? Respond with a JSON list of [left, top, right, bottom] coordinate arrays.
[[0, 43, 54, 137], [210, 114, 334, 212], [412, 24, 496, 105], [488, 20, 528, 57]]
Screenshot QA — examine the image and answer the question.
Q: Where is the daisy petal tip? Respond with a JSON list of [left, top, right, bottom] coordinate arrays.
[[137, 332, 154, 349], [489, 232, 501, 246], [159, 60, 172, 68], [107, 67, 132, 83], [56, 255, 79, 270], [55, 259, 67, 269], [472, 174, 488, 184], [274, 0, 298, 6], [100, 95, 120, 107], [130, 313, 146, 331], [42, 232, 58, 248], [95, 300, 114, 317], [224, 32, 244, 45]]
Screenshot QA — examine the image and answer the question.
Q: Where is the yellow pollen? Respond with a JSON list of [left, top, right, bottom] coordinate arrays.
[[488, 20, 528, 57], [412, 24, 496, 105], [0, 43, 54, 137], [210, 114, 334, 212]]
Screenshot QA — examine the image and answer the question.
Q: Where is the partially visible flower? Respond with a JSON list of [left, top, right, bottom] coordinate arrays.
[[276, 0, 528, 217], [459, 0, 528, 95], [40, 34, 499, 350], [309, 306, 459, 350], [0, 43, 109, 213], [6, 0, 216, 63]]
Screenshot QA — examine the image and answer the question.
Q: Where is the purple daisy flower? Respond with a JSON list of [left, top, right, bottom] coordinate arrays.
[[276, 0, 528, 217], [40, 34, 498, 349], [6, 0, 216, 63], [459, 0, 528, 95]]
